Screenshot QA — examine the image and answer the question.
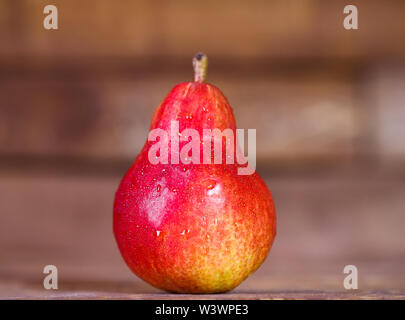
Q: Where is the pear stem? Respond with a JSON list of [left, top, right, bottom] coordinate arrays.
[[193, 53, 208, 83]]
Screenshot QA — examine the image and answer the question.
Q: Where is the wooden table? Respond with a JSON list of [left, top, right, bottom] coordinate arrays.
[[1, 169, 404, 299]]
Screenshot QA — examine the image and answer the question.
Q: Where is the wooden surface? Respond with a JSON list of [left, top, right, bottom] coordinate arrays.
[[1, 168, 404, 300]]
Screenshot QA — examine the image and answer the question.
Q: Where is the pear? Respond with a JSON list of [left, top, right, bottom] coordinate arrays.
[[114, 54, 276, 293]]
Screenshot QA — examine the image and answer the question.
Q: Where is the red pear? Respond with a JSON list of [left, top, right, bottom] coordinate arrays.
[[114, 54, 276, 293]]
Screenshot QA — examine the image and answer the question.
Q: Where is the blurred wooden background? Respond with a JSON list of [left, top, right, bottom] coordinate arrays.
[[0, 0, 404, 299]]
